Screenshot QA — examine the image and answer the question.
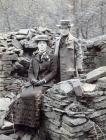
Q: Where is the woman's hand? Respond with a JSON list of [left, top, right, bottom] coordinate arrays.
[[36, 79, 46, 86], [30, 79, 38, 86], [30, 79, 46, 86]]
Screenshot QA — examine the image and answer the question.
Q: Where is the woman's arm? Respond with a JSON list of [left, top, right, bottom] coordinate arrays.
[[28, 59, 35, 81], [43, 55, 58, 83]]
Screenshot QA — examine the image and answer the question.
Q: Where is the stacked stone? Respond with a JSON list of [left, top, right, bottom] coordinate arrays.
[[43, 81, 73, 140], [43, 80, 95, 140], [89, 77, 106, 139], [15, 29, 28, 40], [82, 38, 106, 73], [83, 46, 97, 73], [81, 68, 106, 139], [81, 82, 106, 139], [0, 34, 24, 97], [0, 42, 18, 96]]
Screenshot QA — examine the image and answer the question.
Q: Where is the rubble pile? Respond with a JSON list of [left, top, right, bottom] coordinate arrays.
[[43, 74, 106, 140], [0, 37, 24, 97]]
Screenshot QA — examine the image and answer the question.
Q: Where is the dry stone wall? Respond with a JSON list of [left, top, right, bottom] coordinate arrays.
[[43, 79, 106, 140], [0, 31, 28, 97]]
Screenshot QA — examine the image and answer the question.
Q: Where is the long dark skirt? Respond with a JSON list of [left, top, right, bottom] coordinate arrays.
[[6, 90, 42, 129]]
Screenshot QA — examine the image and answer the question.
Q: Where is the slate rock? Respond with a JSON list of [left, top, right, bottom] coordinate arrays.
[[17, 29, 29, 35], [62, 120, 94, 133], [47, 80, 73, 95], [82, 83, 96, 92], [0, 87, 4, 91], [48, 130, 61, 140], [92, 100, 106, 109], [12, 39, 22, 50], [60, 127, 84, 138], [15, 34, 26, 40], [46, 119, 61, 128], [62, 115, 87, 126], [0, 98, 11, 111], [44, 96, 69, 109], [89, 109, 106, 118], [1, 120, 13, 130], [83, 91, 104, 97], [86, 66, 106, 83], [93, 96, 106, 103], [0, 40, 8, 48], [2, 53, 18, 61], [97, 77, 106, 89], [0, 134, 14, 140], [95, 114, 106, 122], [44, 111, 61, 121], [45, 93, 67, 101], [68, 79, 83, 97], [65, 101, 87, 115], [0, 62, 3, 71], [20, 133, 32, 140]]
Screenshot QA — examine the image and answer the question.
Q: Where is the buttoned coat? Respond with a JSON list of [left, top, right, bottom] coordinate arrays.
[[56, 33, 83, 81], [28, 53, 57, 84], [21, 53, 57, 97]]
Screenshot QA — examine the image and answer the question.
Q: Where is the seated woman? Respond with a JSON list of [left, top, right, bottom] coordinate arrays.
[[5, 35, 57, 140]]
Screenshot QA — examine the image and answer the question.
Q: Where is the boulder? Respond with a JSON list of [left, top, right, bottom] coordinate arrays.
[[17, 29, 29, 35], [1, 120, 13, 130], [0, 98, 11, 111], [82, 83, 96, 92], [97, 77, 106, 89], [0, 40, 8, 48], [15, 34, 26, 40], [86, 66, 106, 83], [47, 79, 83, 97]]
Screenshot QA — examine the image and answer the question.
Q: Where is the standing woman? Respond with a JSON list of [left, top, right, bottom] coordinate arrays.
[[5, 35, 57, 139]]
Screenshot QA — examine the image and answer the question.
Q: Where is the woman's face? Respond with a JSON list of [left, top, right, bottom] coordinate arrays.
[[37, 41, 48, 53]]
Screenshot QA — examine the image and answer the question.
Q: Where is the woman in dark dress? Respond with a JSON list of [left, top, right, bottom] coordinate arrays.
[[6, 35, 57, 139]]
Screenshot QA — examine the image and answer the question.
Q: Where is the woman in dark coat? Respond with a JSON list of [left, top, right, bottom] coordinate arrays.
[[5, 35, 57, 139]]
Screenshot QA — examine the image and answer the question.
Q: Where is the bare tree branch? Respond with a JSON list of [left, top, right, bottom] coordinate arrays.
[[0, 0, 11, 31]]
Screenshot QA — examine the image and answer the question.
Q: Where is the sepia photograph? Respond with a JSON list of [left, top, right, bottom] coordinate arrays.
[[0, 0, 106, 140]]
